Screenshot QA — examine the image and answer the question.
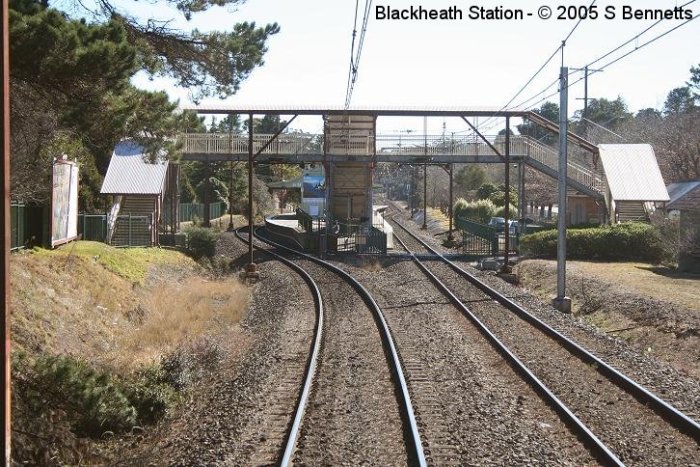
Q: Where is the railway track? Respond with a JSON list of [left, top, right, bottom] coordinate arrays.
[[387, 213, 700, 465], [237, 227, 427, 466], [234, 227, 323, 466]]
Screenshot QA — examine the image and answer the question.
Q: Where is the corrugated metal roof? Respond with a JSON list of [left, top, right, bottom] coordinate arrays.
[[667, 182, 700, 210], [598, 144, 670, 202], [100, 140, 168, 195], [667, 181, 700, 206]]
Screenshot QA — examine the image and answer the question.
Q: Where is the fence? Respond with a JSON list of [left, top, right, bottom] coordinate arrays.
[[11, 203, 26, 250], [328, 220, 387, 255], [455, 216, 518, 257], [79, 214, 108, 242], [164, 202, 225, 225]]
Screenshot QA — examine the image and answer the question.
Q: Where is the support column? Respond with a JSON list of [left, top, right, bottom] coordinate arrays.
[[227, 159, 235, 232], [519, 162, 526, 232], [227, 115, 235, 232], [246, 113, 258, 278], [502, 117, 511, 273], [553, 66, 571, 312], [447, 163, 454, 243], [203, 157, 211, 227], [422, 163, 427, 229]]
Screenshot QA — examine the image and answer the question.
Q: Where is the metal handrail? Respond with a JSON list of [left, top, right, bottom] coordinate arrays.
[[181, 132, 607, 193]]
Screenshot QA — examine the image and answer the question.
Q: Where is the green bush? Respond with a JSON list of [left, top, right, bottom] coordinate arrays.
[[454, 198, 497, 224], [453, 198, 469, 218], [12, 353, 176, 438], [185, 225, 220, 259], [493, 203, 518, 219], [520, 222, 664, 262]]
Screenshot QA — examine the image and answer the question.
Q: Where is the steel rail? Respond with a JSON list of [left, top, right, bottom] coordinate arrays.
[[234, 227, 324, 467], [389, 215, 700, 442], [255, 227, 428, 467], [389, 218, 623, 466]]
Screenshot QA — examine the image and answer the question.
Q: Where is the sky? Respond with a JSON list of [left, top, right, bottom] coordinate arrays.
[[123, 0, 700, 135]]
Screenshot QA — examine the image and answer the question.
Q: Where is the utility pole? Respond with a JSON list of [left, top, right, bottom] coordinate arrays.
[[574, 65, 602, 139], [2, 0, 11, 458], [553, 67, 572, 313]]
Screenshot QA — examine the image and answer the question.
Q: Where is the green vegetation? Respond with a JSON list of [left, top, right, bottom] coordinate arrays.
[[184, 226, 220, 259], [10, 0, 278, 210], [13, 352, 176, 438], [520, 222, 664, 263], [453, 198, 497, 224], [33, 241, 195, 284], [455, 165, 489, 194]]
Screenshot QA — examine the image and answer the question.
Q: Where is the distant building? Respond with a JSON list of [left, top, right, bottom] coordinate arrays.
[[667, 180, 700, 273], [100, 140, 179, 246]]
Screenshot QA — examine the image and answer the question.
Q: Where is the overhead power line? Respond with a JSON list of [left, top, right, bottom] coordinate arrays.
[[345, 0, 373, 109], [509, 0, 697, 114], [343, 0, 360, 109], [477, 0, 597, 132], [522, 11, 700, 112]]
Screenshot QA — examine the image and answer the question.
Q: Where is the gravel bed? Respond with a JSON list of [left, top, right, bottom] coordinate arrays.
[[464, 264, 700, 419], [255, 232, 409, 466], [333, 254, 596, 466], [392, 206, 700, 417], [128, 232, 316, 465], [390, 215, 700, 465]]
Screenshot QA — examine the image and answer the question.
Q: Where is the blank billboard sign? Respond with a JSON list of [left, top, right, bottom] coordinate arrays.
[[51, 159, 79, 247]]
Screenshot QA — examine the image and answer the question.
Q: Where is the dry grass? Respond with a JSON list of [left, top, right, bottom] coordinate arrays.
[[569, 261, 699, 312], [111, 278, 250, 370], [11, 242, 250, 374], [427, 207, 451, 230], [516, 260, 699, 312]]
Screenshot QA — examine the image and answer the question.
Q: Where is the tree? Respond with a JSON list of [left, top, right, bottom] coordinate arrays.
[[636, 108, 663, 122], [209, 114, 242, 133], [88, 0, 279, 100], [516, 101, 559, 145], [476, 183, 499, 200], [687, 63, 700, 99], [573, 97, 632, 132], [663, 87, 696, 115], [619, 66, 700, 182], [9, 0, 274, 210], [487, 184, 519, 208], [454, 165, 488, 195]]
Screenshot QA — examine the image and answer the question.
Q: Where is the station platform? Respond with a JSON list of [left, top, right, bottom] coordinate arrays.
[[264, 208, 395, 253]]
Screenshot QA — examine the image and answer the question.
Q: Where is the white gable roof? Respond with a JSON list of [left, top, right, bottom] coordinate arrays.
[[598, 144, 669, 202], [101, 140, 168, 195]]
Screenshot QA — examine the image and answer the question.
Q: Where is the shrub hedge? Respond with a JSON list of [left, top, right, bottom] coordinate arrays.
[[453, 198, 497, 224], [520, 222, 664, 263], [185, 226, 220, 259], [13, 353, 176, 438]]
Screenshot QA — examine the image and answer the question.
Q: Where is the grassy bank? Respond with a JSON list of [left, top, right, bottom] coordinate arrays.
[[11, 241, 251, 465]]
